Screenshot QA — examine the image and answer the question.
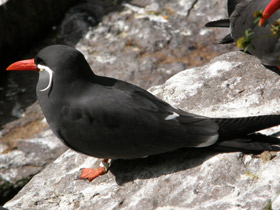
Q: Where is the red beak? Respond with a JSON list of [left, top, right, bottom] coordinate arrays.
[[6, 58, 40, 71], [259, 0, 280, 26]]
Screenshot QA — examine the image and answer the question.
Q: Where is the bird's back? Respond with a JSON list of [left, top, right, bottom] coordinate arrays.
[[41, 76, 219, 159]]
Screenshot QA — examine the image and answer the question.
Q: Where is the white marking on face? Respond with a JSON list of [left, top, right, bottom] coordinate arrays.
[[165, 112, 179, 120], [38, 64, 54, 92]]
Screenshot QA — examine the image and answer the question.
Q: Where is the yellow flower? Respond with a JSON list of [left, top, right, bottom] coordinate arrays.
[[236, 29, 254, 52], [271, 19, 280, 36]]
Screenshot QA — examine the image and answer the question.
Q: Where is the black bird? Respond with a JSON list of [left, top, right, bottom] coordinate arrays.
[[205, 0, 280, 68], [6, 45, 280, 180]]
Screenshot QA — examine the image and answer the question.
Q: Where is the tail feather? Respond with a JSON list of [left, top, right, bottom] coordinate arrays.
[[219, 34, 234, 44], [205, 19, 234, 45], [205, 19, 230, 28], [178, 112, 280, 151], [212, 115, 280, 139], [212, 134, 280, 152]]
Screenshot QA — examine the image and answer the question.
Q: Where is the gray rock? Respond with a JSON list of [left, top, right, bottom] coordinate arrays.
[[0, 129, 66, 183], [0, 0, 8, 5], [0, 104, 67, 205], [4, 52, 280, 210], [72, 0, 234, 89], [149, 51, 280, 118]]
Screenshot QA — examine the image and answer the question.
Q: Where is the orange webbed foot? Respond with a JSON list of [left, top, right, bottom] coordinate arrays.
[[79, 159, 110, 181], [79, 167, 106, 181]]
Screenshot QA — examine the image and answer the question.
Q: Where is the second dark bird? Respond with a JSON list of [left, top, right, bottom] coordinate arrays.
[[205, 0, 280, 68]]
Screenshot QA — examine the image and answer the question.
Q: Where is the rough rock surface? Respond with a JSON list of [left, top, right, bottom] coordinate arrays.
[[0, 104, 67, 204], [73, 0, 234, 89], [149, 52, 280, 118], [4, 52, 280, 210]]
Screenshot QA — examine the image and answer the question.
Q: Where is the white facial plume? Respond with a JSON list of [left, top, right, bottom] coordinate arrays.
[[37, 64, 54, 92]]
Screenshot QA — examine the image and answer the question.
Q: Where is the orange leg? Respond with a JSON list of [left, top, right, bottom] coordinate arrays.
[[79, 159, 110, 181]]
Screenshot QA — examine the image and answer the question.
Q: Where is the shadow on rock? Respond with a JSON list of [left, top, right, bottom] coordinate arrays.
[[110, 148, 218, 185]]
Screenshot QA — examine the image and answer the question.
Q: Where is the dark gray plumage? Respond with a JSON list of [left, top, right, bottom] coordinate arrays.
[[205, 0, 280, 67]]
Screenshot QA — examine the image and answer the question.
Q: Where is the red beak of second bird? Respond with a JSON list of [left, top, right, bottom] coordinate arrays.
[[260, 0, 280, 26]]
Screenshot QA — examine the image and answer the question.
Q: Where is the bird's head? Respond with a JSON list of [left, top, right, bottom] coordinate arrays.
[[259, 0, 280, 26], [6, 45, 93, 93]]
